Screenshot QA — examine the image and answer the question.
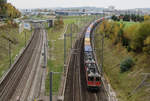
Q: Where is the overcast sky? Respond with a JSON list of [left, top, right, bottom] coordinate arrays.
[[8, 0, 150, 9]]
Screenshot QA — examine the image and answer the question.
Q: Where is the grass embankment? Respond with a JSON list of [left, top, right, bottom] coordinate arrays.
[[45, 16, 94, 95], [0, 25, 32, 78], [117, 21, 138, 29], [94, 22, 150, 101]]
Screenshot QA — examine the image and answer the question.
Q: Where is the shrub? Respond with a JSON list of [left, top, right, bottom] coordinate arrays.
[[126, 46, 132, 52], [120, 57, 134, 73], [143, 46, 150, 54]]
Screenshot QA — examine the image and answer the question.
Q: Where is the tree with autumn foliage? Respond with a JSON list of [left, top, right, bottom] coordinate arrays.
[[143, 36, 150, 54], [53, 16, 64, 31], [144, 15, 150, 21], [123, 24, 139, 51], [99, 20, 113, 38], [99, 19, 150, 54], [0, 3, 21, 19], [99, 20, 126, 45]]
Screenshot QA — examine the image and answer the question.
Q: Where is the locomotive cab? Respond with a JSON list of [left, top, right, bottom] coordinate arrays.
[[85, 63, 101, 90], [87, 75, 101, 90]]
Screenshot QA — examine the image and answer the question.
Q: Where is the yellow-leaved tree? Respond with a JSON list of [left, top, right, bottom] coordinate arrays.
[[144, 15, 150, 21], [143, 36, 150, 54]]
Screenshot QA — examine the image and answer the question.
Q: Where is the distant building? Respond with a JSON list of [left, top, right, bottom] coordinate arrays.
[[55, 11, 84, 16], [108, 6, 115, 10], [83, 9, 86, 12], [104, 6, 117, 16], [55, 11, 69, 16]]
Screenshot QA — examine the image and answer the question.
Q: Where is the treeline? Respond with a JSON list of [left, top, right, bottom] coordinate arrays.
[[111, 14, 144, 22], [99, 17, 150, 55], [0, 3, 21, 19]]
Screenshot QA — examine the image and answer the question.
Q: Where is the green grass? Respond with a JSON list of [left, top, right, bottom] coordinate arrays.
[[45, 16, 94, 95], [94, 32, 150, 101], [117, 21, 138, 29], [62, 15, 99, 20], [0, 26, 32, 78]]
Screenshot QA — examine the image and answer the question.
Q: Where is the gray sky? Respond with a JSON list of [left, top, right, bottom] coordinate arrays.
[[8, 0, 150, 9]]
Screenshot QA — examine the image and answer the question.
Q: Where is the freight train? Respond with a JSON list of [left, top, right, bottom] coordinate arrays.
[[84, 17, 110, 90]]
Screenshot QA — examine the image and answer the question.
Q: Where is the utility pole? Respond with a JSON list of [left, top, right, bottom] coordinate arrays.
[[101, 34, 104, 74], [49, 72, 61, 101], [64, 32, 73, 64], [70, 24, 72, 49], [2, 34, 13, 68], [103, 9, 104, 17], [50, 72, 53, 101], [64, 34, 66, 65], [64, 24, 73, 72], [8, 41, 11, 67], [24, 32, 27, 47], [44, 43, 46, 68]]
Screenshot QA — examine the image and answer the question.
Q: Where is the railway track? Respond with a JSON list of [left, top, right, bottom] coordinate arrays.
[[11, 28, 43, 101], [64, 21, 108, 101], [64, 25, 86, 101], [0, 25, 46, 101]]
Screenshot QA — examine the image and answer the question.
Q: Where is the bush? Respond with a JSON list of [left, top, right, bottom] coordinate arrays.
[[126, 46, 132, 52], [120, 57, 134, 73], [143, 46, 150, 54]]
